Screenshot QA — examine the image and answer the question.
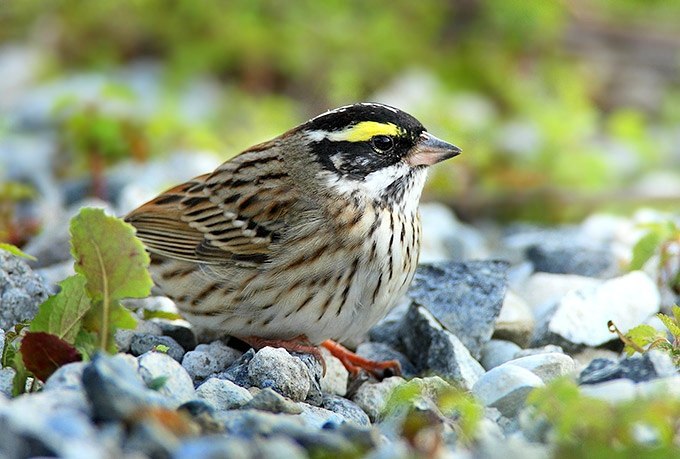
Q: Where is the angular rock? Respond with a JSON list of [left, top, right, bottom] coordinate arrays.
[[398, 305, 484, 389], [294, 352, 323, 406], [351, 376, 404, 422], [217, 349, 255, 388], [579, 351, 677, 385], [0, 251, 49, 330], [504, 353, 576, 383], [82, 353, 172, 421], [480, 339, 522, 371], [472, 365, 544, 418], [137, 351, 195, 406], [321, 394, 371, 426], [525, 241, 616, 278], [406, 261, 509, 359], [195, 377, 253, 410], [182, 340, 243, 382], [531, 271, 660, 351], [244, 387, 303, 414], [248, 347, 311, 402], [298, 403, 346, 429], [114, 320, 163, 353]]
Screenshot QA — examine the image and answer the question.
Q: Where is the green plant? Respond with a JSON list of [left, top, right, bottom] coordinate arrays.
[[0, 181, 37, 246], [528, 378, 680, 457], [630, 220, 680, 298], [609, 305, 680, 366], [1, 207, 153, 395]]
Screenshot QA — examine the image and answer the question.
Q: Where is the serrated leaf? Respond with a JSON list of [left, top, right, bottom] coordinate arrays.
[[624, 324, 663, 352], [672, 305, 680, 325], [0, 243, 37, 261], [70, 207, 153, 301], [630, 231, 662, 270], [656, 313, 680, 337], [30, 274, 91, 343], [20, 332, 82, 382], [142, 309, 184, 321]]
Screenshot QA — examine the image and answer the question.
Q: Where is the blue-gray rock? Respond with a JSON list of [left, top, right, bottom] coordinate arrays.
[[406, 260, 509, 359], [356, 342, 417, 378], [248, 347, 311, 402], [472, 365, 544, 418], [130, 333, 185, 362], [294, 352, 323, 406], [579, 351, 677, 385], [480, 339, 523, 370], [0, 367, 15, 398], [298, 403, 346, 428], [321, 394, 371, 426], [0, 251, 49, 330], [158, 322, 197, 352], [195, 377, 253, 410], [82, 353, 172, 421], [174, 435, 306, 459], [525, 241, 615, 278], [43, 361, 87, 392], [183, 341, 243, 383], [397, 304, 485, 389], [244, 387, 303, 414], [137, 351, 195, 406], [114, 319, 163, 353]]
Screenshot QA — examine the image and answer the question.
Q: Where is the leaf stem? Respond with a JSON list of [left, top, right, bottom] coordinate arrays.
[[93, 244, 110, 351]]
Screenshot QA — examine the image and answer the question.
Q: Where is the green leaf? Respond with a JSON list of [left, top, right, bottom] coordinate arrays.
[[154, 344, 170, 353], [147, 376, 169, 391], [0, 243, 37, 261], [672, 305, 680, 326], [82, 300, 137, 353], [74, 329, 98, 359], [70, 207, 153, 301], [142, 309, 184, 321], [630, 231, 662, 270], [623, 324, 664, 355], [30, 274, 91, 343], [657, 313, 680, 338], [11, 353, 30, 397]]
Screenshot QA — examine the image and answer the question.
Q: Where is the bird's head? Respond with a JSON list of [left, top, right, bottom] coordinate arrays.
[[288, 103, 460, 205]]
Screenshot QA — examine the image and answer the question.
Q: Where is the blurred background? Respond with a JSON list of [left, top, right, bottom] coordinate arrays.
[[1, 0, 680, 247]]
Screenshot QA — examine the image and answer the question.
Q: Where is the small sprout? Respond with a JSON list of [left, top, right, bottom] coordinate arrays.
[[0, 243, 36, 261], [147, 376, 169, 391], [154, 344, 170, 354]]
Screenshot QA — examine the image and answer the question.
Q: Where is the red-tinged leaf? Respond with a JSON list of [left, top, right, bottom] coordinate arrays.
[[20, 332, 82, 382]]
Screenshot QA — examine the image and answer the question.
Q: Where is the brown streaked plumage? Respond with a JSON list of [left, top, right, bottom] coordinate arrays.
[[125, 103, 460, 377]]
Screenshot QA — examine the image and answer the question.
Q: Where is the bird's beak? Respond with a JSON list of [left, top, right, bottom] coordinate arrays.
[[407, 132, 461, 167]]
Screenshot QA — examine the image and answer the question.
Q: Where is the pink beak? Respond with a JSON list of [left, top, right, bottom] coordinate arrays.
[[407, 132, 461, 167]]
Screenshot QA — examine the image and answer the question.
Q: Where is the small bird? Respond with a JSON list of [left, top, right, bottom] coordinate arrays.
[[125, 103, 460, 377]]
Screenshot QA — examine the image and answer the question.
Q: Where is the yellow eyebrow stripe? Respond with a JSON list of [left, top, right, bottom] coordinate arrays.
[[339, 121, 401, 142]]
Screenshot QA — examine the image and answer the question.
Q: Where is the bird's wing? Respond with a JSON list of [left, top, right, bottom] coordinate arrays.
[[125, 144, 296, 268]]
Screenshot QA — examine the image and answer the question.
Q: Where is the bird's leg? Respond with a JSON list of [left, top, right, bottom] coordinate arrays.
[[240, 334, 327, 375], [321, 339, 402, 379]]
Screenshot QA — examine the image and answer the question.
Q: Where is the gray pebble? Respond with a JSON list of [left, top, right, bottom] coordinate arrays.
[[351, 376, 404, 422], [0, 251, 49, 330], [472, 365, 544, 418], [244, 387, 303, 414], [248, 347, 311, 402], [321, 394, 370, 426], [480, 339, 523, 370], [195, 377, 253, 410], [130, 333, 185, 362], [182, 340, 243, 382], [137, 351, 195, 406]]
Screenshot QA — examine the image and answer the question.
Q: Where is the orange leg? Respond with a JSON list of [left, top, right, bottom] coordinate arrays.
[[321, 339, 402, 379], [240, 334, 327, 375]]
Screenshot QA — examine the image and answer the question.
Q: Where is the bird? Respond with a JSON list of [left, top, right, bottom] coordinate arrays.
[[125, 102, 460, 377]]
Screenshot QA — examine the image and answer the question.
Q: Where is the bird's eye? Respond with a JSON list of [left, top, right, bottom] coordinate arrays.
[[371, 135, 394, 152]]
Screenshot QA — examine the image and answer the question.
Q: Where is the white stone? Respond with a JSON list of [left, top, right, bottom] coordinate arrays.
[[547, 271, 660, 346], [137, 351, 195, 406], [580, 379, 637, 403], [480, 340, 522, 370], [504, 353, 576, 383], [472, 366, 544, 418], [248, 347, 311, 402], [517, 272, 602, 319], [319, 348, 348, 397], [351, 376, 405, 422]]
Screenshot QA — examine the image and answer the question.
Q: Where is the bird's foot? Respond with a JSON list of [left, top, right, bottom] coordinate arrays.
[[321, 339, 402, 380], [240, 334, 327, 375]]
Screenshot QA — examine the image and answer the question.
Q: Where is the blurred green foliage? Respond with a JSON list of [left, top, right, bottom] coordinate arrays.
[[528, 378, 680, 457], [2, 0, 680, 221]]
